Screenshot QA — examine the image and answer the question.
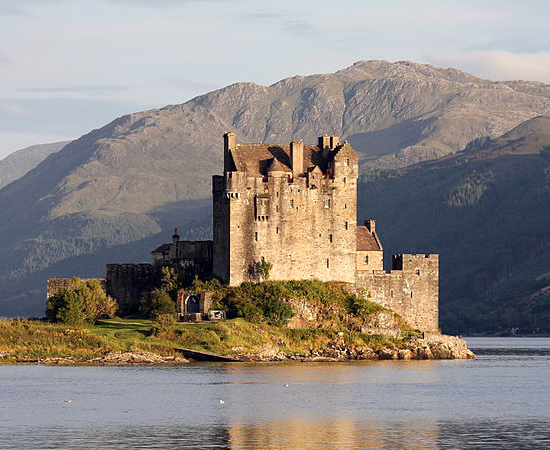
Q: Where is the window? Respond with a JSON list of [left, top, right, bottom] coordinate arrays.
[[416, 269, 420, 275], [290, 199, 294, 208], [411, 292, 413, 298], [343, 177, 347, 184], [324, 199, 331, 208], [326, 258, 330, 268], [344, 221, 348, 230], [276, 227, 279, 234], [365, 255, 369, 264], [344, 203, 347, 209], [390, 290, 394, 298], [276, 205, 279, 212], [254, 232, 258, 241], [344, 158, 349, 166], [329, 234, 333, 243]]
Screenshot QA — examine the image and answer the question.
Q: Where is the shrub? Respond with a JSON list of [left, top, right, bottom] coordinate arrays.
[[46, 278, 117, 324], [140, 288, 176, 319], [151, 314, 176, 336]]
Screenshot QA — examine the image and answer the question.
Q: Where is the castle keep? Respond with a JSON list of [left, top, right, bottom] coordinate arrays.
[[48, 133, 439, 332], [212, 133, 439, 331]]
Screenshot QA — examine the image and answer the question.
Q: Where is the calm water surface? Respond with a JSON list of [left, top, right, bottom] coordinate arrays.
[[1, 337, 549, 449]]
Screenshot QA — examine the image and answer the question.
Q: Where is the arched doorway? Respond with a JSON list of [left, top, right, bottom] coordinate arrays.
[[186, 295, 200, 313]]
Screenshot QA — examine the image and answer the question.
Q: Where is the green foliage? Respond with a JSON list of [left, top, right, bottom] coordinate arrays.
[[151, 314, 176, 336], [350, 294, 386, 318], [46, 278, 117, 325], [253, 257, 273, 281], [140, 288, 176, 319]]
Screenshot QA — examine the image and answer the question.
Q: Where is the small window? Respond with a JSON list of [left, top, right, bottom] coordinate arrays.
[[390, 290, 394, 298], [343, 177, 347, 184], [344, 158, 349, 166], [254, 232, 258, 241], [344, 203, 347, 209], [344, 221, 348, 230], [411, 291, 413, 298], [329, 234, 333, 243], [276, 227, 279, 234], [276, 205, 279, 212], [276, 192, 279, 197], [290, 199, 294, 208], [365, 255, 369, 264], [326, 258, 330, 268], [324, 199, 331, 208], [416, 269, 420, 275]]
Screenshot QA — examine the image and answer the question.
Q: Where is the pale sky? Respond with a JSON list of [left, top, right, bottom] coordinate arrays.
[[1, 0, 550, 159]]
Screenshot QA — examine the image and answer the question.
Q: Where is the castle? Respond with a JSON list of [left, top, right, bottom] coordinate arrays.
[[50, 133, 439, 332]]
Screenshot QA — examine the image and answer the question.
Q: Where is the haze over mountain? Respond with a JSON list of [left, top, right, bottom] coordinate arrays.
[[0, 141, 70, 190], [0, 60, 549, 331]]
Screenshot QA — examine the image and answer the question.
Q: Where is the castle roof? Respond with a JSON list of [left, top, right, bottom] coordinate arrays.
[[266, 157, 291, 173], [357, 226, 382, 251], [151, 243, 170, 255], [229, 143, 326, 177]]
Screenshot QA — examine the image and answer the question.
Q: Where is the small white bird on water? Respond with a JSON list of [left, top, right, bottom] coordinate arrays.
[[64, 399, 72, 403], [219, 400, 225, 404]]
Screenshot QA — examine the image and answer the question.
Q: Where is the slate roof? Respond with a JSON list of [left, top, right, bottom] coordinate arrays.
[[151, 243, 170, 254], [357, 226, 382, 251], [230, 143, 326, 177]]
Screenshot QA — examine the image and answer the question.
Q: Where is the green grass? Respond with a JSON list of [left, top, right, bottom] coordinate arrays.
[[0, 317, 404, 362]]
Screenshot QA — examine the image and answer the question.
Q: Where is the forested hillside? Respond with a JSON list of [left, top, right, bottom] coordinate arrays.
[[358, 117, 550, 334]]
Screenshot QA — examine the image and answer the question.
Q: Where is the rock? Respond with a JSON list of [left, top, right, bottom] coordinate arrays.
[[398, 349, 414, 360], [378, 348, 398, 360]]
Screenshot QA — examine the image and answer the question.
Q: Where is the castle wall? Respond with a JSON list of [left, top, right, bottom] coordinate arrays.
[[356, 254, 439, 332], [106, 263, 162, 316], [214, 167, 358, 285]]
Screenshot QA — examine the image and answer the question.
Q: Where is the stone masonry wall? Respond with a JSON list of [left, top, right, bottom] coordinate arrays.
[[106, 264, 162, 316], [213, 146, 359, 285], [356, 254, 439, 332]]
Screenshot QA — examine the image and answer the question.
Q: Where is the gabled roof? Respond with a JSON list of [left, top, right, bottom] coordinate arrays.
[[357, 226, 382, 251], [267, 157, 291, 173], [151, 243, 170, 254]]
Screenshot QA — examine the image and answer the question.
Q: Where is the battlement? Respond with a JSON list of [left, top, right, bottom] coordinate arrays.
[[392, 254, 439, 271]]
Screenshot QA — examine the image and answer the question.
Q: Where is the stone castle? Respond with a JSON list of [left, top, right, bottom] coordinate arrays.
[[50, 133, 439, 332]]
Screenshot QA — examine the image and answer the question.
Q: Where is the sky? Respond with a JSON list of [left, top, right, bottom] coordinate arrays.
[[1, 0, 550, 159]]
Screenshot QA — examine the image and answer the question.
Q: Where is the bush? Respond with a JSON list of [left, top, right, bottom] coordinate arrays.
[[140, 288, 176, 319], [46, 278, 117, 324], [151, 314, 176, 336]]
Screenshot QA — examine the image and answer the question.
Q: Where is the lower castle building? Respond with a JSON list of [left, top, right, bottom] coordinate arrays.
[[49, 133, 439, 332]]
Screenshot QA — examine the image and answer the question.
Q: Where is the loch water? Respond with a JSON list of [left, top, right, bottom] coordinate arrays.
[[1, 337, 549, 450]]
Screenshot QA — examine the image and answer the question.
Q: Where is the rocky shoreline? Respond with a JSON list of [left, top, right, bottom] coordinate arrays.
[[1, 334, 474, 365], [236, 334, 475, 362]]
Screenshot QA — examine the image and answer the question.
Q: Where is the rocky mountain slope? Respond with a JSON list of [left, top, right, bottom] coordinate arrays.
[[358, 116, 550, 334], [0, 141, 70, 189], [1, 60, 550, 322]]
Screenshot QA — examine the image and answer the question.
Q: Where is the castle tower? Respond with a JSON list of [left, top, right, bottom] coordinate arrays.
[[212, 133, 358, 285]]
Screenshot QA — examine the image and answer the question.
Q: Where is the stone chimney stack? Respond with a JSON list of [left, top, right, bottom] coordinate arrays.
[[330, 135, 340, 149], [365, 219, 376, 233], [171, 228, 180, 260], [290, 140, 304, 176], [318, 135, 330, 149], [223, 132, 236, 173]]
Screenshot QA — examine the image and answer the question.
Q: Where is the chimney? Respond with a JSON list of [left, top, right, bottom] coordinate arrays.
[[365, 220, 376, 233], [330, 135, 340, 149], [223, 132, 236, 173], [318, 135, 330, 149], [290, 140, 304, 176]]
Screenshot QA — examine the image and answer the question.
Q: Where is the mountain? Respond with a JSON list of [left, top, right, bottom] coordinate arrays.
[[1, 60, 550, 320], [0, 141, 70, 190], [357, 116, 550, 334]]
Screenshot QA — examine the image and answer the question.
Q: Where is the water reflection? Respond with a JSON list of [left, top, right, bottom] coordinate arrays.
[[1, 338, 550, 449]]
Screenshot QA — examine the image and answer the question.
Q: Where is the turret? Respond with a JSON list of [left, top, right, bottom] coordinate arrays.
[[223, 132, 236, 173]]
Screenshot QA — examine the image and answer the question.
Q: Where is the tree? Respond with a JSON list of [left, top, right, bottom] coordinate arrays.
[[139, 288, 176, 319], [46, 278, 117, 324], [253, 257, 273, 281]]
